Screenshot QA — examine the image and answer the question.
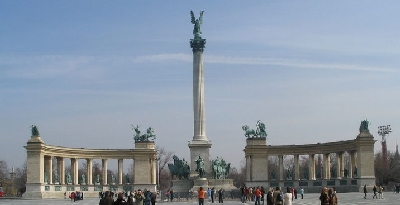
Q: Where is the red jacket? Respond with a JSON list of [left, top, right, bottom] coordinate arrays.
[[254, 189, 262, 197]]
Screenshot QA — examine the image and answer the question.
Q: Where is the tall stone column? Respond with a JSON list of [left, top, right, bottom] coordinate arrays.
[[265, 155, 269, 181], [86, 158, 92, 185], [245, 155, 251, 181], [337, 152, 343, 178], [71, 158, 78, 185], [324, 153, 331, 179], [118, 159, 123, 185], [309, 154, 315, 180], [279, 155, 284, 180], [349, 151, 355, 178], [44, 156, 52, 184], [188, 33, 212, 178], [102, 159, 108, 185], [57, 157, 65, 184], [294, 154, 299, 180]]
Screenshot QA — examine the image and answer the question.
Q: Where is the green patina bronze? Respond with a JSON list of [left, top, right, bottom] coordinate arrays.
[[359, 119, 369, 132], [168, 155, 190, 180], [242, 120, 268, 138], [190, 10, 204, 39], [211, 157, 231, 179], [31, 125, 40, 136], [190, 10, 206, 52], [195, 156, 205, 178], [132, 125, 156, 142]]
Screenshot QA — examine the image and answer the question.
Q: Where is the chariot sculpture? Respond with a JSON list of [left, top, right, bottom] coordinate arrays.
[[242, 120, 267, 138]]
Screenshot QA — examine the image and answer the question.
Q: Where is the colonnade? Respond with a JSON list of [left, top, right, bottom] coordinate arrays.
[[246, 151, 357, 182], [43, 157, 134, 185], [24, 135, 157, 198], [244, 128, 376, 191]]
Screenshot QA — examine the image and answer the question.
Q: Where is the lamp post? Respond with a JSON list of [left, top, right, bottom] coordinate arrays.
[[9, 167, 16, 196]]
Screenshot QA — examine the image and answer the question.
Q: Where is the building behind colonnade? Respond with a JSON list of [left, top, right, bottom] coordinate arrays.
[[244, 120, 376, 192]]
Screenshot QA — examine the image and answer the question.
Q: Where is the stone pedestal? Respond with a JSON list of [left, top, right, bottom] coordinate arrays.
[[170, 180, 194, 192], [191, 178, 209, 192], [208, 179, 236, 191], [188, 140, 212, 178]]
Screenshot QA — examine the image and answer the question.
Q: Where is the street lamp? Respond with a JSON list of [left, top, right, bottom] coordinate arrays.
[[9, 167, 16, 196]]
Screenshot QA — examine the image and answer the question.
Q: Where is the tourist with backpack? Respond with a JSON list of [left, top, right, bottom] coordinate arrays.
[[273, 187, 283, 205]]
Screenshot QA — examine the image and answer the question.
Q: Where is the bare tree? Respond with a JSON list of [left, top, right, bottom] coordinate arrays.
[[14, 161, 27, 195], [156, 147, 174, 191], [227, 159, 246, 187]]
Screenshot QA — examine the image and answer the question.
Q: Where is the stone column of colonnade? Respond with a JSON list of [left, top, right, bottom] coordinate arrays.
[[294, 155, 299, 180], [118, 159, 123, 185], [102, 159, 108, 185], [71, 158, 78, 185], [44, 156, 52, 184], [57, 157, 65, 184], [348, 151, 355, 178], [309, 154, 316, 180], [337, 152, 344, 178], [279, 155, 284, 180], [324, 153, 331, 179], [86, 159, 93, 184]]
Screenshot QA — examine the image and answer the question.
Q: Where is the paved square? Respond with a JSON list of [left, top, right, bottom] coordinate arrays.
[[0, 192, 399, 205]]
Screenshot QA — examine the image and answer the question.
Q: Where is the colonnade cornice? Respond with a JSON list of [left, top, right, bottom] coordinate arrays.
[[35, 144, 156, 159], [245, 139, 358, 156]]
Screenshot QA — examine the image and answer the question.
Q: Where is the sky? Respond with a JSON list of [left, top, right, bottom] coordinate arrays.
[[1, 1, 400, 172]]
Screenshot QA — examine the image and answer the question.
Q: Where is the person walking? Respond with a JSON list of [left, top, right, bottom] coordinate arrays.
[[373, 186, 377, 199], [198, 187, 206, 205], [364, 184, 367, 199], [273, 187, 283, 205], [319, 187, 330, 205], [134, 189, 145, 205], [218, 188, 224, 203], [211, 187, 215, 203], [150, 192, 157, 205], [329, 188, 338, 205], [300, 187, 304, 199], [254, 187, 262, 205], [378, 185, 384, 199], [283, 187, 292, 205], [266, 188, 274, 205]]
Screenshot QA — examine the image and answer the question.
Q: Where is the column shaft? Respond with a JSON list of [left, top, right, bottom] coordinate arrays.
[[44, 156, 52, 184], [87, 159, 92, 185], [324, 153, 330, 179], [192, 51, 206, 140], [279, 155, 284, 181], [118, 159, 123, 185], [309, 154, 315, 180], [293, 155, 299, 180], [57, 157, 65, 184], [102, 159, 108, 185]]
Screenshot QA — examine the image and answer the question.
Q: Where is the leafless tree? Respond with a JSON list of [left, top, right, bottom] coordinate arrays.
[[156, 147, 174, 191]]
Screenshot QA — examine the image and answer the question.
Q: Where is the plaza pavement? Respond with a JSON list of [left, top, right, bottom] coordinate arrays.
[[0, 192, 399, 205]]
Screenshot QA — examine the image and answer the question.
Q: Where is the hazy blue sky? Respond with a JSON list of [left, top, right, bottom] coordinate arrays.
[[1, 1, 399, 171]]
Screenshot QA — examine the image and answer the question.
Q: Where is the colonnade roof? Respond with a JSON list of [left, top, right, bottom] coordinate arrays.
[[25, 142, 157, 159], [245, 139, 358, 155]]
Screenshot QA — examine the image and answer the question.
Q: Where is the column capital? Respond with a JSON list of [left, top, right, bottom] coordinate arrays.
[[190, 38, 206, 52]]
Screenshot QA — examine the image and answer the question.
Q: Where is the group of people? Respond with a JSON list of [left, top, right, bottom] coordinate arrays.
[[197, 187, 225, 205], [319, 187, 338, 205], [206, 187, 225, 203], [240, 185, 304, 205], [98, 189, 157, 205], [68, 191, 84, 202], [370, 184, 385, 199]]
